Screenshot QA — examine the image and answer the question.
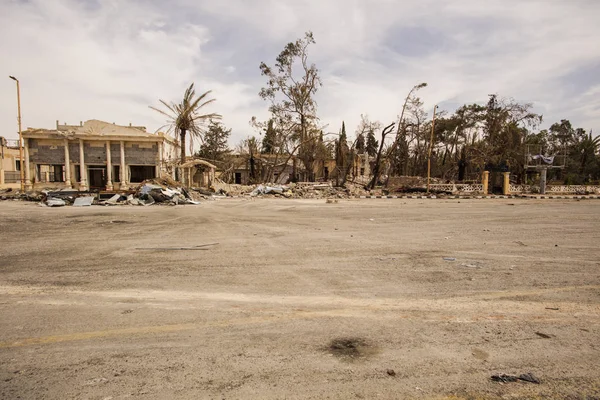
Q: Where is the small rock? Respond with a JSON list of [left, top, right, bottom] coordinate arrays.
[[386, 369, 396, 376]]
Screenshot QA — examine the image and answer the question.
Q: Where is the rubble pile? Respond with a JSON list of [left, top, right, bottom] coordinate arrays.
[[11, 178, 207, 207], [0, 188, 44, 202], [247, 182, 366, 199]]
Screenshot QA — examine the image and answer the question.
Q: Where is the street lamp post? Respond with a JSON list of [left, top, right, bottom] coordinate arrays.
[[9, 76, 25, 191]]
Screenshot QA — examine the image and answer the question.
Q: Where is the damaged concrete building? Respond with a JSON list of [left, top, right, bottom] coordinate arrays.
[[0, 138, 22, 188], [21, 120, 179, 191]]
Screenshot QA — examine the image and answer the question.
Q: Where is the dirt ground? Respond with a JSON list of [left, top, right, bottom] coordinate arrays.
[[0, 198, 599, 399]]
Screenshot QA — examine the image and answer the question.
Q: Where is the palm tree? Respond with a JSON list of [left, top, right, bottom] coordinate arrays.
[[150, 83, 221, 176], [578, 130, 600, 176]]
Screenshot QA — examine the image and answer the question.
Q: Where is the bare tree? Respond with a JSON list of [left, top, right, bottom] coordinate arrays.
[[368, 122, 397, 189]]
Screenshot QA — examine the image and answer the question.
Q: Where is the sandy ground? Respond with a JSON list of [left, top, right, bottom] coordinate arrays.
[[0, 198, 599, 400]]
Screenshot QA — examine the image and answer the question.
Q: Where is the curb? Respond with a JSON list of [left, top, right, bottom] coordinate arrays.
[[354, 195, 600, 200]]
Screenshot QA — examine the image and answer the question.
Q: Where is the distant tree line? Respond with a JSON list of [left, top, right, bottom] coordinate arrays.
[[152, 32, 599, 186]]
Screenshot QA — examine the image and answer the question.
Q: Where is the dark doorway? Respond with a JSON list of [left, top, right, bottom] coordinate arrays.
[[88, 166, 106, 188], [53, 165, 64, 182], [235, 172, 242, 184], [130, 165, 155, 183]]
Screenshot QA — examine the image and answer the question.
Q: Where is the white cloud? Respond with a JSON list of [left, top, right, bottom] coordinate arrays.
[[1, 0, 599, 148]]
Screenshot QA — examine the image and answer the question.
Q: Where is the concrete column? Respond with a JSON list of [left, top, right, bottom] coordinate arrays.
[[502, 172, 511, 195], [64, 139, 72, 188], [78, 139, 88, 191], [23, 138, 32, 190], [156, 141, 163, 178], [120, 141, 128, 189], [44, 171, 50, 183], [540, 168, 547, 195], [0, 170, 4, 185], [105, 141, 113, 191], [482, 171, 489, 195], [34, 164, 40, 183]]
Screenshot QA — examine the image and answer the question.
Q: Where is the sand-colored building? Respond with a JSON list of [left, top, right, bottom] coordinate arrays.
[[0, 138, 22, 187], [16, 120, 179, 191]]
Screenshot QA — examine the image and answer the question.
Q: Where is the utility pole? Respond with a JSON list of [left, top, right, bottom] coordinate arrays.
[[9, 76, 25, 191], [426, 105, 438, 193]]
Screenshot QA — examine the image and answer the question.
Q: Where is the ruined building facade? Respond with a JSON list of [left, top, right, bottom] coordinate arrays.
[[21, 120, 179, 191]]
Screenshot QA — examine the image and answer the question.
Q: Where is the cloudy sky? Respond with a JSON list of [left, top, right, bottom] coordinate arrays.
[[1, 0, 599, 146]]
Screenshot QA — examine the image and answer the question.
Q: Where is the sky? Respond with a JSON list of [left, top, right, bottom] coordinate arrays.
[[1, 0, 599, 148]]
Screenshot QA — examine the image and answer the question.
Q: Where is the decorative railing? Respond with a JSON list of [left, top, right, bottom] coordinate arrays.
[[510, 184, 600, 194], [428, 184, 483, 193]]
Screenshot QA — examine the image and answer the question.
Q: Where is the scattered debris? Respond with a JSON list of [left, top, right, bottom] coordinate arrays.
[[460, 262, 483, 269], [535, 332, 552, 339], [105, 194, 121, 205], [325, 337, 375, 361], [491, 374, 518, 383], [46, 198, 66, 207], [514, 240, 527, 246], [386, 369, 396, 377], [443, 257, 456, 262], [491, 373, 540, 384], [73, 196, 95, 207], [251, 184, 288, 197], [26, 177, 206, 207], [518, 373, 541, 384], [545, 307, 560, 311]]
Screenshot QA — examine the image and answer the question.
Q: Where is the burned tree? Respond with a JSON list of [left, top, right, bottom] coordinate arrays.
[[258, 32, 322, 181], [368, 122, 396, 189]]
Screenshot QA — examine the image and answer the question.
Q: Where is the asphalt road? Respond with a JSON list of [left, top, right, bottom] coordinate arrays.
[[0, 198, 599, 399]]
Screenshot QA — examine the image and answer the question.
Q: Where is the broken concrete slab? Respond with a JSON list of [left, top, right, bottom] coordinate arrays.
[[73, 196, 95, 207], [46, 198, 66, 207], [106, 194, 121, 205]]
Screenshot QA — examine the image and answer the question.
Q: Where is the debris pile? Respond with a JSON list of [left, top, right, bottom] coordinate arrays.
[[32, 178, 204, 207], [245, 182, 356, 199]]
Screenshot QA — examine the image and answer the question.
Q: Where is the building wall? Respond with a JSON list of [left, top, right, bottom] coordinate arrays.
[[29, 140, 159, 166], [28, 139, 66, 164], [1, 147, 20, 171], [125, 142, 158, 165], [84, 141, 107, 165]]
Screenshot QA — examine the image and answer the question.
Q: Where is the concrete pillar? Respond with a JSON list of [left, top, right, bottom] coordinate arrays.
[[156, 141, 163, 178], [23, 138, 32, 190], [78, 139, 88, 191], [120, 141, 128, 189], [64, 139, 72, 188], [34, 164, 40, 184], [0, 170, 4, 185], [44, 171, 50, 183], [503, 172, 511, 195], [105, 141, 113, 191], [482, 171, 489, 195], [540, 168, 547, 195]]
